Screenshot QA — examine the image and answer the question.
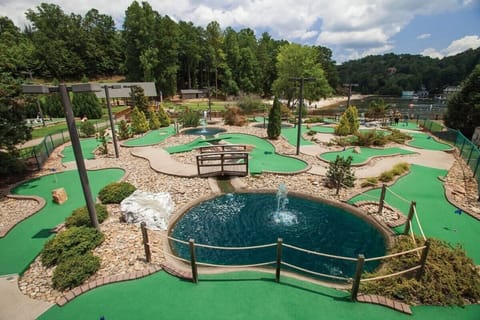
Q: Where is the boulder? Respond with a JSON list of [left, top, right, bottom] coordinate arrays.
[[353, 146, 361, 154], [120, 190, 174, 230], [52, 188, 68, 204]]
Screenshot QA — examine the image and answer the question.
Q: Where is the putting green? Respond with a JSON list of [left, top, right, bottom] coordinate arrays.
[[309, 125, 335, 134], [122, 126, 176, 147], [406, 132, 453, 151], [320, 147, 416, 165], [281, 126, 315, 146], [165, 137, 226, 154], [38, 271, 480, 320], [388, 122, 422, 131], [61, 138, 99, 163], [348, 164, 480, 264], [0, 168, 125, 275]]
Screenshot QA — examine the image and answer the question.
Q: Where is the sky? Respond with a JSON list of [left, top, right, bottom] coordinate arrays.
[[1, 0, 479, 63]]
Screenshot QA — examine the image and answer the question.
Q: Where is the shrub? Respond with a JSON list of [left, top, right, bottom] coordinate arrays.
[[360, 236, 480, 306], [98, 182, 136, 204], [304, 116, 324, 123], [96, 129, 108, 155], [180, 107, 200, 127], [52, 252, 100, 290], [387, 128, 412, 144], [355, 130, 387, 147], [157, 106, 171, 127], [325, 155, 355, 194], [80, 121, 96, 137], [361, 177, 378, 188], [224, 106, 247, 126], [238, 95, 264, 114], [40, 226, 104, 267], [131, 107, 149, 134], [379, 171, 394, 182], [65, 204, 108, 228], [0, 151, 27, 177], [267, 96, 281, 139], [149, 111, 161, 130], [392, 162, 410, 176]]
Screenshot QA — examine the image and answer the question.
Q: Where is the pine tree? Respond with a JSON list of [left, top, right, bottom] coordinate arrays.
[[118, 120, 132, 140], [326, 155, 355, 195], [130, 86, 149, 115], [149, 111, 161, 130], [157, 105, 171, 127], [72, 92, 102, 119], [131, 107, 149, 134], [267, 96, 282, 139], [334, 105, 359, 136]]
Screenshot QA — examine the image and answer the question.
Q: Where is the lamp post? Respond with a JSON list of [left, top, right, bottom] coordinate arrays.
[[23, 83, 102, 230], [289, 77, 316, 155], [102, 84, 121, 158]]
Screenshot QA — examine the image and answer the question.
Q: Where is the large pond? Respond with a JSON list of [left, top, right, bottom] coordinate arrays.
[[170, 191, 387, 280]]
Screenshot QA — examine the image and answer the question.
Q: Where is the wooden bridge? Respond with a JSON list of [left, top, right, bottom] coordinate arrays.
[[196, 144, 249, 177]]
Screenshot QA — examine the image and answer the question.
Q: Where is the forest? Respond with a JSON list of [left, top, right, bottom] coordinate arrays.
[[0, 1, 479, 98]]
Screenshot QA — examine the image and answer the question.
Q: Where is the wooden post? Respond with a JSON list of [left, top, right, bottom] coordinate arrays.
[[416, 240, 431, 280], [275, 238, 283, 282], [189, 239, 198, 283], [140, 222, 151, 263], [351, 254, 365, 301], [403, 201, 416, 235], [378, 184, 387, 214]]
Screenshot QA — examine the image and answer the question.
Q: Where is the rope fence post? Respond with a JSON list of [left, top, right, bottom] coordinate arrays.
[[403, 201, 416, 235], [140, 222, 151, 263], [275, 238, 283, 283], [189, 239, 198, 283], [351, 254, 364, 301], [378, 184, 386, 214], [416, 240, 431, 280]]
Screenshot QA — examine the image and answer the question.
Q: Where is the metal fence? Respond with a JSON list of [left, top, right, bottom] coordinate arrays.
[[420, 119, 480, 199], [19, 120, 110, 170]]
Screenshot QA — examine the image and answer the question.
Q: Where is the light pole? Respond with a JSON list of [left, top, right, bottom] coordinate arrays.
[[343, 83, 359, 108], [23, 83, 102, 230], [290, 77, 316, 155], [102, 84, 121, 158]]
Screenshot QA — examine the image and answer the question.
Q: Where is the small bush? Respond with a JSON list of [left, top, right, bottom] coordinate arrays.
[[0, 151, 27, 177], [98, 181, 136, 204], [379, 171, 395, 182], [65, 204, 108, 228], [224, 106, 247, 126], [149, 111, 161, 130], [306, 130, 316, 136], [52, 252, 100, 290], [387, 128, 412, 144], [118, 120, 132, 140], [40, 226, 104, 267], [80, 121, 96, 137], [392, 162, 410, 176], [304, 116, 324, 123], [180, 107, 200, 127], [237, 95, 263, 114], [355, 130, 387, 147], [361, 177, 378, 188]]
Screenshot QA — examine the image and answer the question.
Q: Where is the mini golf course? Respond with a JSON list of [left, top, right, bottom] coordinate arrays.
[[61, 138, 100, 163], [122, 126, 176, 147], [406, 132, 453, 151], [0, 168, 124, 275], [320, 147, 416, 165]]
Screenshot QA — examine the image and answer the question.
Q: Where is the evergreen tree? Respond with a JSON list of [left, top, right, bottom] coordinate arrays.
[[157, 105, 171, 127], [334, 114, 350, 136], [267, 96, 282, 139], [345, 105, 360, 134], [148, 111, 161, 130], [131, 107, 149, 134], [130, 86, 149, 115], [326, 155, 355, 195], [42, 93, 64, 118], [444, 64, 480, 138], [72, 92, 102, 119], [118, 120, 132, 140]]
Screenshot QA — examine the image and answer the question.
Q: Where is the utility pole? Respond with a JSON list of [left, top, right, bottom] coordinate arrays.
[[102, 85, 121, 158], [343, 83, 359, 108], [290, 77, 316, 155]]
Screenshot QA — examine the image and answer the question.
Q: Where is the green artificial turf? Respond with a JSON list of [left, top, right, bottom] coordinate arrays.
[[348, 164, 480, 264], [0, 168, 125, 275], [309, 125, 335, 133], [406, 132, 453, 151], [281, 126, 315, 146], [388, 122, 422, 131], [320, 147, 416, 165], [38, 271, 480, 320], [61, 138, 100, 163], [122, 126, 176, 147]]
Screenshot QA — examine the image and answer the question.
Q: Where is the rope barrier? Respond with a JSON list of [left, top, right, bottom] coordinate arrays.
[[281, 261, 352, 281], [364, 246, 426, 262], [413, 206, 427, 241], [360, 265, 421, 282], [385, 186, 411, 204], [165, 235, 190, 245], [195, 242, 277, 250], [409, 221, 418, 245], [283, 243, 358, 261], [156, 247, 191, 264], [196, 261, 276, 268]]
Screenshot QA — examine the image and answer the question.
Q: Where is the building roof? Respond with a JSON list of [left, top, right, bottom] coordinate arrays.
[[94, 82, 157, 99], [180, 89, 208, 94]]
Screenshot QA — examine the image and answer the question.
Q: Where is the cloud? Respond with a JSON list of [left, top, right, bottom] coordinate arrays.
[[0, 0, 476, 63], [416, 33, 431, 40], [422, 35, 480, 58]]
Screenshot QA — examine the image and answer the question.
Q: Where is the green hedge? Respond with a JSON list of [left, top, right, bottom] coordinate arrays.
[[65, 204, 108, 228], [52, 252, 100, 290], [98, 182, 136, 204], [40, 226, 104, 267]]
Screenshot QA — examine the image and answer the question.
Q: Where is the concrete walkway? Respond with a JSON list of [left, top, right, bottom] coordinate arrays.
[[0, 274, 52, 320], [131, 147, 198, 177]]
